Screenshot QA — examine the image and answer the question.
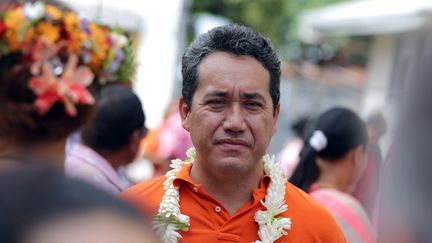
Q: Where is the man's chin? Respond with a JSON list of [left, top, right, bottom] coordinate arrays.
[[213, 156, 254, 173]]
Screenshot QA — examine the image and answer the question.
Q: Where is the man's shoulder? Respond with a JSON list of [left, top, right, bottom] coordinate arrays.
[[285, 182, 327, 208]]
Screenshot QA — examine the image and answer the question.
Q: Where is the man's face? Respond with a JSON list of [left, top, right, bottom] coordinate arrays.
[[180, 52, 279, 176]]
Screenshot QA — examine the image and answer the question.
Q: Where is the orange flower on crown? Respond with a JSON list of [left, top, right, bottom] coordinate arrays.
[[4, 7, 25, 30], [5, 28, 35, 52], [3, 7, 27, 51], [64, 12, 88, 53], [45, 5, 62, 21], [64, 12, 80, 31], [88, 23, 109, 60], [68, 31, 88, 53], [89, 52, 103, 70], [36, 22, 60, 44]]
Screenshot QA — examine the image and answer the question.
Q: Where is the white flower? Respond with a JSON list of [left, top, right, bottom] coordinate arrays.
[[110, 32, 128, 48], [24, 2, 45, 20], [186, 147, 196, 159], [177, 214, 190, 224], [169, 159, 184, 170], [255, 153, 291, 242], [257, 224, 273, 243], [255, 210, 272, 224]]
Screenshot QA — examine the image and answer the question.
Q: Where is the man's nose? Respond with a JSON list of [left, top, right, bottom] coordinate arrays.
[[222, 103, 246, 133]]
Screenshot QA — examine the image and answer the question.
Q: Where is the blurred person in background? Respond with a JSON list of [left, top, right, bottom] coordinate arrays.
[[0, 166, 160, 243], [65, 85, 147, 194], [138, 100, 192, 178], [0, 1, 136, 170], [123, 24, 345, 243], [377, 54, 432, 243], [290, 107, 374, 243], [277, 115, 312, 178], [353, 111, 387, 217]]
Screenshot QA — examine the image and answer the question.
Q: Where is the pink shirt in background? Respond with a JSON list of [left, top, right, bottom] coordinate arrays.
[[310, 187, 375, 243], [65, 143, 127, 194], [157, 112, 193, 160]]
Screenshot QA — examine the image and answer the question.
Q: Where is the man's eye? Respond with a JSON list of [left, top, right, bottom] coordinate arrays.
[[208, 100, 224, 105], [245, 102, 262, 107]]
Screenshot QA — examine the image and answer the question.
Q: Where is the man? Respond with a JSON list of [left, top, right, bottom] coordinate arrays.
[[66, 85, 147, 194], [123, 24, 345, 242]]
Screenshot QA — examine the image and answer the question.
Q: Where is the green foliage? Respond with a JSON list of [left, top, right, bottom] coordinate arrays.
[[116, 40, 137, 82], [189, 0, 346, 55]]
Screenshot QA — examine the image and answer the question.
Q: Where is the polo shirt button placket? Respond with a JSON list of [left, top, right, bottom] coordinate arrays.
[[193, 187, 198, 192], [214, 206, 222, 213]]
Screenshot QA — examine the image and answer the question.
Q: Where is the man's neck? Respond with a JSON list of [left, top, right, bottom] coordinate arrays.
[[92, 148, 127, 171], [190, 158, 264, 215]]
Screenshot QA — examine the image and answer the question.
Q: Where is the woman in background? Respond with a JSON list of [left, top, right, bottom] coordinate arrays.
[[0, 1, 135, 169], [290, 107, 374, 243]]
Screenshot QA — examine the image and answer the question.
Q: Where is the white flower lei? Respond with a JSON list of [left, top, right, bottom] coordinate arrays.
[[153, 148, 292, 243]]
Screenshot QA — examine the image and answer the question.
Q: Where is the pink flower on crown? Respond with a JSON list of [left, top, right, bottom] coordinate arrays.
[[28, 54, 95, 117]]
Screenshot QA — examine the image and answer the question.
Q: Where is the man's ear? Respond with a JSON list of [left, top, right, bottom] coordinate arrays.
[[179, 97, 190, 131]]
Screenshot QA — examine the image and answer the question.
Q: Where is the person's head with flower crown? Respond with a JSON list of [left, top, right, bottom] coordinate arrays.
[[0, 1, 136, 168]]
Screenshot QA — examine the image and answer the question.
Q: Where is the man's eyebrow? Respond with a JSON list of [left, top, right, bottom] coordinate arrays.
[[203, 91, 228, 98], [242, 92, 266, 101]]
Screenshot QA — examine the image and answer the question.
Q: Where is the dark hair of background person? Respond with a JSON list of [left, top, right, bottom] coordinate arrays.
[[0, 0, 92, 144], [291, 116, 313, 138], [81, 84, 146, 151], [181, 24, 281, 115], [0, 166, 147, 243], [289, 107, 368, 192]]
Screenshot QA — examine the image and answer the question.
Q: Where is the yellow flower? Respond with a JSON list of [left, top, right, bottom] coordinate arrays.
[[23, 28, 35, 43], [63, 12, 86, 53], [89, 23, 108, 60], [64, 12, 80, 32], [89, 52, 102, 70], [68, 32, 88, 53], [4, 8, 25, 29], [4, 27, 34, 52], [45, 5, 63, 21], [5, 30, 21, 51], [36, 22, 60, 44]]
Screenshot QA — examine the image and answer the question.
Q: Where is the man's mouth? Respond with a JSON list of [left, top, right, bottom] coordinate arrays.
[[216, 138, 250, 148]]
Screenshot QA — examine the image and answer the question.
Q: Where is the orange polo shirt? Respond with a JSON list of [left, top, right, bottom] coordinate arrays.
[[122, 164, 346, 242]]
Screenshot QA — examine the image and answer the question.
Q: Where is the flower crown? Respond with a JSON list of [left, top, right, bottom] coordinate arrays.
[[0, 2, 137, 116]]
